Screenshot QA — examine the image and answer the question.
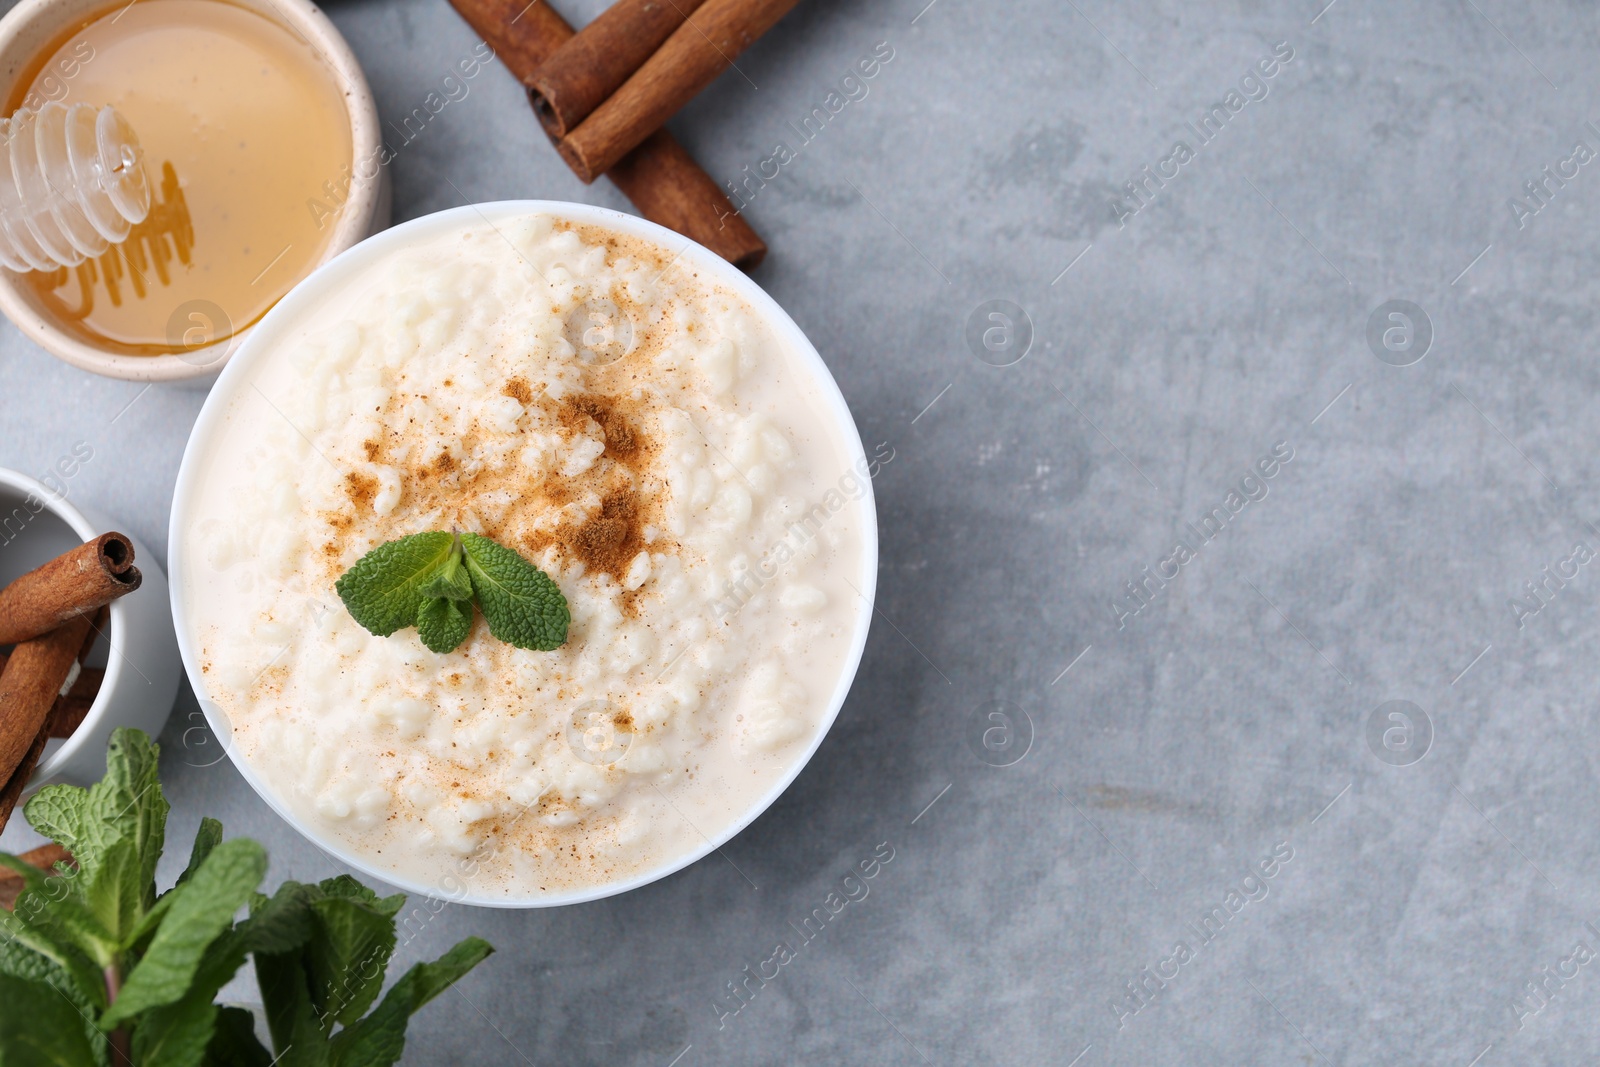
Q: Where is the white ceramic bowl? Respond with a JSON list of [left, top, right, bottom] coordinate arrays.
[[0, 0, 389, 382], [169, 201, 878, 906], [0, 468, 181, 790]]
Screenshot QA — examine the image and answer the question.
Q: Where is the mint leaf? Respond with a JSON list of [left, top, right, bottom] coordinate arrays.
[[0, 900, 106, 1012], [0, 933, 95, 1007], [131, 991, 220, 1067], [141, 902, 295, 1067], [461, 533, 569, 651], [417, 544, 472, 602], [81, 838, 141, 952], [305, 894, 399, 1028], [0, 933, 107, 1056], [102, 838, 267, 1027], [256, 948, 331, 1063], [0, 854, 117, 969], [335, 532, 456, 637], [415, 597, 472, 654], [0, 974, 100, 1067], [135, 919, 275, 1067], [177, 818, 224, 888], [17, 790, 95, 900], [327, 937, 493, 1067], [106, 727, 168, 911], [313, 876, 390, 907], [122, 883, 181, 955], [241, 882, 315, 957], [204, 1005, 272, 1067], [25, 727, 168, 923]]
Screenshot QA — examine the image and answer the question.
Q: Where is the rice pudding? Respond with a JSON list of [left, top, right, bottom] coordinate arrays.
[[177, 208, 874, 901]]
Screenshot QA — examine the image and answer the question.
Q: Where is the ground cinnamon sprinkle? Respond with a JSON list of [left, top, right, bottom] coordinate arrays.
[[571, 490, 644, 579], [561, 394, 641, 461], [321, 384, 664, 593], [344, 471, 378, 511], [538, 475, 574, 507]]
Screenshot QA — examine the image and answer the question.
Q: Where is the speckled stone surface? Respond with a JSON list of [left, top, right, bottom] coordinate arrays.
[[6, 0, 1600, 1062]]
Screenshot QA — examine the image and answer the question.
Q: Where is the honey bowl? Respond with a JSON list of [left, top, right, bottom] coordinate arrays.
[[0, 0, 388, 382]]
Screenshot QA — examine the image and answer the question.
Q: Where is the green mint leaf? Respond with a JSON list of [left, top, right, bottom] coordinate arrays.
[[313, 876, 382, 905], [0, 974, 101, 1067], [141, 907, 289, 1067], [25, 727, 168, 924], [0, 854, 118, 969], [122, 883, 181, 955], [0, 931, 108, 1057], [102, 838, 267, 1027], [460, 533, 570, 651], [241, 882, 315, 957], [335, 532, 456, 637], [203, 1005, 272, 1067], [313, 875, 405, 917], [135, 919, 277, 1067], [416, 543, 472, 602], [326, 937, 493, 1067], [256, 948, 331, 1061], [101, 727, 167, 911], [415, 597, 472, 654], [0, 933, 93, 1005], [305, 894, 400, 1028], [81, 838, 141, 952], [0, 900, 106, 1014], [131, 991, 220, 1067], [16, 788, 90, 862], [177, 818, 224, 888]]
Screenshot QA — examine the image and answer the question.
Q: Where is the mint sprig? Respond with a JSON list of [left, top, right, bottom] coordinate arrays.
[[335, 532, 569, 654], [0, 728, 494, 1067]]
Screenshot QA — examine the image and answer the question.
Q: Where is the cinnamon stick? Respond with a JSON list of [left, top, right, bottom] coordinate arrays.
[[0, 616, 90, 830], [0, 843, 74, 910], [0, 654, 100, 740], [558, 0, 805, 184], [46, 668, 103, 739], [530, 0, 710, 139], [447, 0, 766, 268], [77, 604, 108, 663], [0, 609, 104, 831], [0, 608, 103, 732], [0, 533, 140, 645], [0, 727, 51, 832], [452, 0, 570, 83]]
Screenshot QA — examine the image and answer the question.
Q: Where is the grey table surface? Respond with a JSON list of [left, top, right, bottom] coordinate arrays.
[[4, 0, 1599, 1062]]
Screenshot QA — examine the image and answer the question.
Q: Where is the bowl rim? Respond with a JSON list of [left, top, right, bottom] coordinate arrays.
[[168, 200, 880, 908], [0, 0, 384, 382], [0, 467, 127, 782]]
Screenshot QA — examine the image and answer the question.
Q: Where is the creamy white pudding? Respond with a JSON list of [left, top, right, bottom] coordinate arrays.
[[176, 208, 874, 902]]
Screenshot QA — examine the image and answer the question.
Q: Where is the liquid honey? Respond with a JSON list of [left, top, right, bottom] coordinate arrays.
[[12, 0, 353, 355]]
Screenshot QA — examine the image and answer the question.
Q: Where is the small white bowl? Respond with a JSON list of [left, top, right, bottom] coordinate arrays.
[[0, 0, 389, 382], [0, 468, 181, 790], [169, 201, 879, 907]]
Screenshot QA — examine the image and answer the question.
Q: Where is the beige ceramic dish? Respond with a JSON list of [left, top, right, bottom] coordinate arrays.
[[0, 0, 388, 382]]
